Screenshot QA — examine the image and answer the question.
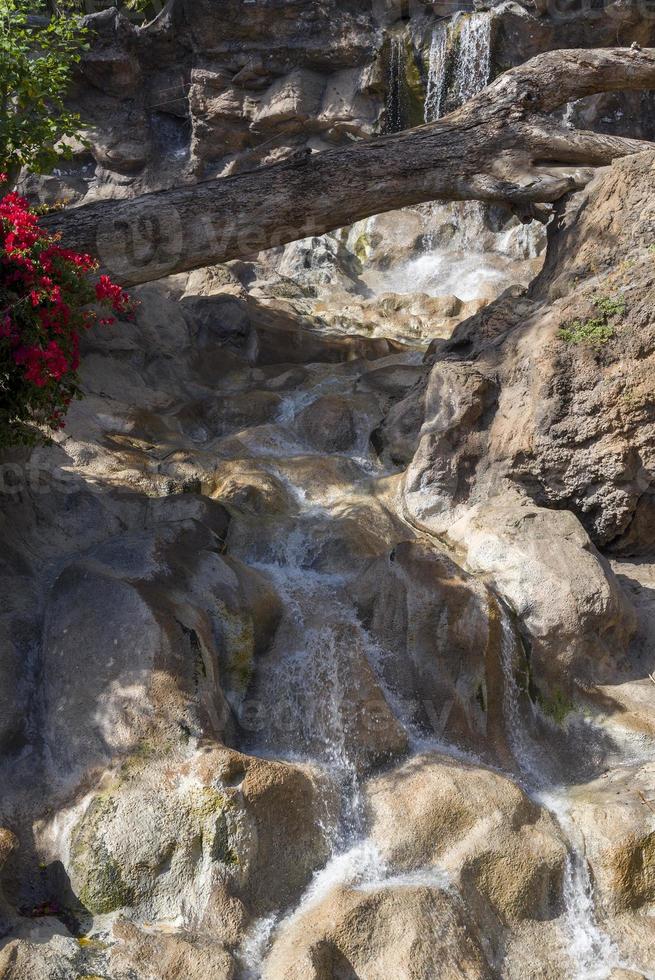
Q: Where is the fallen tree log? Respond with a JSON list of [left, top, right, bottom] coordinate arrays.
[[43, 46, 655, 287]]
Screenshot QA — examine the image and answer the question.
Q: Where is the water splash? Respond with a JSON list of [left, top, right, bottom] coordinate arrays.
[[238, 914, 278, 980], [498, 606, 541, 782], [424, 11, 491, 123], [538, 789, 621, 980]]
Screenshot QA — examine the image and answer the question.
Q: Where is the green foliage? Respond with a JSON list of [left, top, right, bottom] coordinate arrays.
[[558, 293, 626, 348], [594, 295, 626, 319], [0, 0, 87, 181], [558, 318, 614, 347]]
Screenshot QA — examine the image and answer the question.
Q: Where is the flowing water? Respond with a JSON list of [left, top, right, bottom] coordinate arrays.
[[496, 608, 626, 979], [410, 12, 540, 300], [223, 344, 621, 978], [456, 12, 492, 104], [234, 15, 626, 977], [385, 34, 406, 133], [424, 21, 449, 123]]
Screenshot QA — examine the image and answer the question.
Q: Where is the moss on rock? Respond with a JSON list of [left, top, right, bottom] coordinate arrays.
[[70, 795, 135, 915]]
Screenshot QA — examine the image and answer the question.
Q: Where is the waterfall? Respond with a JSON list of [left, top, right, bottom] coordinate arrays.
[[424, 22, 448, 123], [424, 11, 491, 123], [385, 34, 405, 133], [498, 608, 539, 780], [540, 790, 622, 980], [420, 12, 493, 261], [456, 12, 491, 105], [497, 606, 623, 979]]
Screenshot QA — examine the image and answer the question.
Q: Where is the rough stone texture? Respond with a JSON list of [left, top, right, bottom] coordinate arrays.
[[108, 920, 237, 980], [404, 152, 655, 694], [366, 754, 567, 928], [566, 764, 655, 915], [5, 6, 655, 979], [263, 883, 494, 980], [66, 747, 334, 928], [353, 540, 525, 762]]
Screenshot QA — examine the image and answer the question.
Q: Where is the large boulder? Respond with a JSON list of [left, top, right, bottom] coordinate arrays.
[[354, 540, 527, 765], [65, 747, 335, 929], [263, 882, 493, 979], [366, 753, 567, 928], [403, 154, 655, 693]]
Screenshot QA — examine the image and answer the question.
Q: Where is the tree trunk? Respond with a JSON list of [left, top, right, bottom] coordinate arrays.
[[42, 46, 655, 288]]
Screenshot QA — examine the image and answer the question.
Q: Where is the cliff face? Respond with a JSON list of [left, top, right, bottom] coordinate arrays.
[[24, 0, 655, 206], [2, 4, 655, 980]]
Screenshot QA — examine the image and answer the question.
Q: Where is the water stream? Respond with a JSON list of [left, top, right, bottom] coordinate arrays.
[[424, 20, 448, 123], [234, 15, 625, 977], [497, 609, 625, 979], [456, 12, 492, 104], [225, 351, 622, 979], [385, 34, 406, 133]]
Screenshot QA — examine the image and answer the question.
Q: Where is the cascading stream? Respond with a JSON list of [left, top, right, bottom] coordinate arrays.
[[497, 608, 626, 979], [424, 21, 448, 124], [385, 34, 406, 134], [236, 18, 623, 978]]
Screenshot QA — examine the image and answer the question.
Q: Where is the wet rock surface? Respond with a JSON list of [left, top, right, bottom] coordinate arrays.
[[3, 4, 655, 980]]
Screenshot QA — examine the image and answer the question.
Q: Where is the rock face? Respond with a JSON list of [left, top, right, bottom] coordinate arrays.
[[4, 4, 655, 980], [263, 883, 494, 980], [405, 152, 655, 697], [366, 754, 567, 928]]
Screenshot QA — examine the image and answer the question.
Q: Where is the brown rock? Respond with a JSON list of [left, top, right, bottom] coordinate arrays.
[[263, 883, 493, 979]]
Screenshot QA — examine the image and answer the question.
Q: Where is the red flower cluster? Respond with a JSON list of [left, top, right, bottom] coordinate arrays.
[[0, 179, 134, 444]]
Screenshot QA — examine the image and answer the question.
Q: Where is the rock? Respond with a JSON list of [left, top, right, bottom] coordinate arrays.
[[0, 830, 17, 866], [372, 382, 426, 465], [354, 540, 515, 760], [407, 152, 655, 551], [404, 492, 637, 692], [253, 70, 326, 133], [296, 394, 357, 453], [211, 461, 296, 517], [109, 920, 236, 980], [0, 829, 18, 936], [40, 522, 240, 779], [366, 753, 567, 927], [6, 19, 655, 974], [566, 764, 655, 915], [0, 931, 80, 980], [0, 617, 30, 755], [177, 390, 284, 441], [67, 747, 335, 928], [263, 882, 493, 979], [243, 616, 409, 776]]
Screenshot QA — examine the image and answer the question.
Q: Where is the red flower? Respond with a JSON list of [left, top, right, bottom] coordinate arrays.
[[0, 189, 133, 442]]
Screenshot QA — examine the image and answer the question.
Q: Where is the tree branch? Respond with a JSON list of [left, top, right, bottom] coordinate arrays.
[[42, 46, 655, 288]]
